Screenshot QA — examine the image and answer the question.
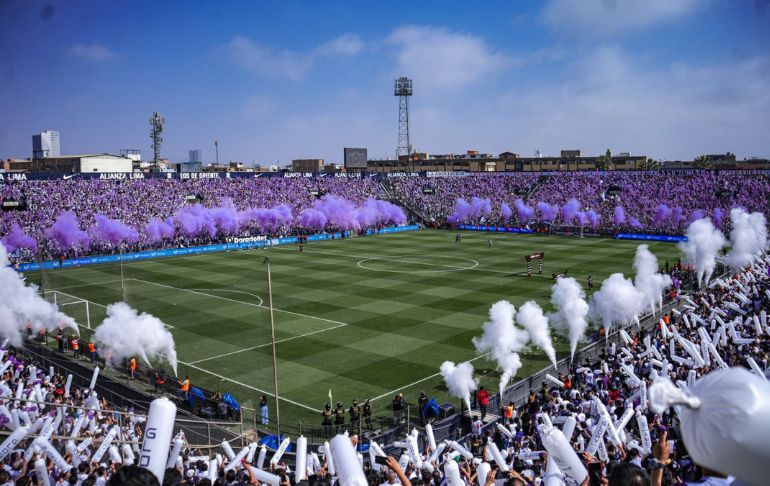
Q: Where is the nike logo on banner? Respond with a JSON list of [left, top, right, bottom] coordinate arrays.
[[63, 174, 76, 180]]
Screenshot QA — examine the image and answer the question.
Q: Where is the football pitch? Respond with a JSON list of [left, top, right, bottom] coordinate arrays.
[[29, 229, 681, 428]]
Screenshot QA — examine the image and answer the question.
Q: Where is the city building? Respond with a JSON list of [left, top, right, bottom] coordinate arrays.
[[32, 130, 60, 158], [189, 149, 203, 163], [30, 154, 133, 173], [292, 159, 324, 172]]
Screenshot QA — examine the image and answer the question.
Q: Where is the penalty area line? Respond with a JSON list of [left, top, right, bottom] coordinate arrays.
[[188, 321, 348, 365], [178, 360, 321, 413]]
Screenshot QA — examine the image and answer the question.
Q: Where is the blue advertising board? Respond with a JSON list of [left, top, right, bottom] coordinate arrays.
[[615, 233, 687, 242], [18, 225, 420, 272]]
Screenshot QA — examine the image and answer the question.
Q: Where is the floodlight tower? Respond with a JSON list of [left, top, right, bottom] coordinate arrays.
[[394, 77, 413, 159], [149, 112, 164, 164]]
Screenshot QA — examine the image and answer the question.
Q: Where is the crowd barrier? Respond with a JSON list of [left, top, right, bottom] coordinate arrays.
[[18, 225, 421, 272]]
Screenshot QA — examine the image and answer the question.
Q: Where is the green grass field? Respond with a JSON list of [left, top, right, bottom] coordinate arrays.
[[28, 229, 681, 429]]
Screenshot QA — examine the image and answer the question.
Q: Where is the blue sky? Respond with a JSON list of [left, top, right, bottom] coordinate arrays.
[[0, 0, 768, 165]]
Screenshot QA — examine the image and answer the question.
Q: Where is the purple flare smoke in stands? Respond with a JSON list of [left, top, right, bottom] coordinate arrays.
[[91, 214, 138, 245], [144, 218, 175, 243], [652, 204, 673, 226], [448, 198, 472, 224], [586, 209, 600, 228], [514, 199, 535, 222], [1, 224, 37, 253], [311, 195, 358, 230], [561, 198, 581, 224], [613, 206, 626, 225], [630, 218, 643, 229], [537, 202, 558, 222], [500, 203, 512, 222], [297, 208, 327, 229], [673, 206, 684, 225], [210, 202, 240, 235], [175, 204, 218, 238], [714, 208, 724, 227], [240, 204, 293, 233], [690, 209, 705, 223], [45, 212, 90, 250], [470, 197, 492, 219], [576, 211, 587, 226]]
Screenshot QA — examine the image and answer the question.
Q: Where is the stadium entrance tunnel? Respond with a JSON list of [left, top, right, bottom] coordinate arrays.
[[356, 255, 479, 273]]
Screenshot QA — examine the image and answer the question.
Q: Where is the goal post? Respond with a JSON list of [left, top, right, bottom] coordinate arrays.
[[524, 252, 545, 277], [42, 290, 92, 330]]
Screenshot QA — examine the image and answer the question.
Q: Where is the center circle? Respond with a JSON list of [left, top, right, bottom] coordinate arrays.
[[356, 255, 479, 273]]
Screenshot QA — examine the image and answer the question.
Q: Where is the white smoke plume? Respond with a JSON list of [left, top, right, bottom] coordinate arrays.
[[516, 301, 558, 369], [94, 302, 178, 376], [439, 361, 478, 411], [472, 300, 529, 394], [724, 208, 768, 270], [0, 243, 79, 346], [589, 273, 645, 335], [549, 277, 589, 362], [634, 245, 672, 315], [678, 218, 726, 286]]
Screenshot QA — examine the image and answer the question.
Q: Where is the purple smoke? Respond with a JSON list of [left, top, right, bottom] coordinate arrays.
[[561, 198, 581, 224], [91, 214, 138, 245], [576, 211, 587, 226], [470, 197, 492, 219], [630, 218, 643, 229], [501, 203, 512, 222], [714, 207, 724, 227], [586, 209, 600, 228], [690, 209, 705, 223], [175, 204, 218, 238], [1, 224, 37, 254], [297, 208, 328, 230], [537, 202, 558, 222], [448, 198, 472, 224], [241, 204, 294, 233], [210, 202, 240, 235], [45, 212, 90, 250], [652, 204, 673, 226], [672, 206, 684, 226], [145, 218, 175, 243], [310, 195, 357, 230], [613, 206, 626, 225], [514, 199, 535, 222]]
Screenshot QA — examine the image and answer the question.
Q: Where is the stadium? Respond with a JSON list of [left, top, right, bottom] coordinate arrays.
[[1, 2, 769, 486]]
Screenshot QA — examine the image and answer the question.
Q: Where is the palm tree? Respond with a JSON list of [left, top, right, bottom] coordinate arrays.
[[640, 157, 660, 170], [694, 155, 713, 169]]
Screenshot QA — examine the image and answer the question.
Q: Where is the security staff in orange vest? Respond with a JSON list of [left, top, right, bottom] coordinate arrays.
[[178, 376, 190, 401], [87, 342, 96, 363], [128, 357, 137, 380], [71, 337, 80, 359]]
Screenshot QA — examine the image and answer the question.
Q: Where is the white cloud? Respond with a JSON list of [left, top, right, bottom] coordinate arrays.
[[68, 43, 116, 62], [386, 25, 516, 91], [225, 33, 363, 79], [411, 46, 770, 160], [315, 33, 364, 57], [541, 0, 702, 38], [242, 95, 275, 119]]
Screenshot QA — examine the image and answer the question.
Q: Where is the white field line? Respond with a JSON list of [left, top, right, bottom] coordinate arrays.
[[178, 360, 320, 412], [188, 322, 348, 365], [127, 277, 350, 328], [45, 289, 175, 329], [273, 246, 539, 276], [369, 352, 491, 402]]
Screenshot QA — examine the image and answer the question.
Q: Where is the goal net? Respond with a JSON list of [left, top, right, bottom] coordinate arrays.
[[41, 290, 92, 330]]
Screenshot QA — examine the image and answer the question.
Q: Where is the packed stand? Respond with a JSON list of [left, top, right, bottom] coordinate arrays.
[[388, 171, 770, 235]]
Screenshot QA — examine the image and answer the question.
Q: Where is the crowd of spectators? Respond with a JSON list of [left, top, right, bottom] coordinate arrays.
[[388, 171, 770, 234], [0, 256, 764, 485]]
